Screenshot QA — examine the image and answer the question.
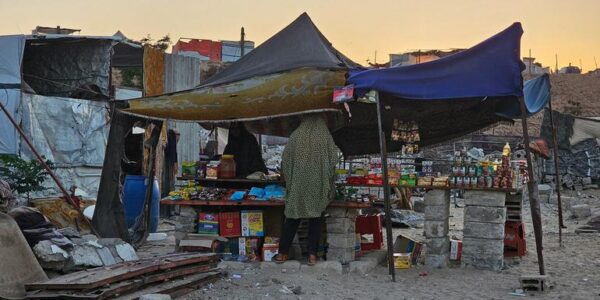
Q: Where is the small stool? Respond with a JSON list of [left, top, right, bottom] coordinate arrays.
[[504, 221, 527, 257]]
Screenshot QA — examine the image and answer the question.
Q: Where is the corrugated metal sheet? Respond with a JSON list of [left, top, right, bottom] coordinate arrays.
[[164, 53, 206, 172], [164, 53, 201, 93]]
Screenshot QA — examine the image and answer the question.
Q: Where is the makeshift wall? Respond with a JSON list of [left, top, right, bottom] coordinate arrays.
[[0, 35, 26, 154], [19, 94, 110, 198], [22, 39, 115, 99], [143, 46, 165, 97], [164, 54, 201, 93]]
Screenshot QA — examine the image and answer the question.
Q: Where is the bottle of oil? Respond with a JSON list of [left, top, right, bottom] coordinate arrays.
[[502, 142, 511, 157]]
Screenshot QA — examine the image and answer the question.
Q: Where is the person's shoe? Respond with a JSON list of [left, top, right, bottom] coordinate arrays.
[[307, 254, 317, 266], [273, 254, 288, 264]]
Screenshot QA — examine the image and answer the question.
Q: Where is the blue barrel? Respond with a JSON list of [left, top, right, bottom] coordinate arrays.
[[122, 175, 160, 233]]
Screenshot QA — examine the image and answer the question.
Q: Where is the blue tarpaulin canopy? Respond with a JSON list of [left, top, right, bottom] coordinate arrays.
[[333, 23, 550, 156], [348, 23, 525, 101], [497, 73, 551, 118]]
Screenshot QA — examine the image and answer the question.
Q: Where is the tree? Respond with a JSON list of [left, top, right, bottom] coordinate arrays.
[[140, 34, 172, 52], [0, 155, 53, 202]]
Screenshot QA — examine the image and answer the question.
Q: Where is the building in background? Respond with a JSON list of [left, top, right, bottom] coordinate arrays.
[[559, 63, 582, 74], [522, 57, 550, 75], [172, 38, 254, 62]]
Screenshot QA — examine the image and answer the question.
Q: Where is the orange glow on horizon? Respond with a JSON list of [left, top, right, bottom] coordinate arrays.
[[1, 0, 599, 72]]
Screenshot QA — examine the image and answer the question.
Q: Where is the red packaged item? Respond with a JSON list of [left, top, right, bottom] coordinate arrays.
[[219, 212, 241, 237]]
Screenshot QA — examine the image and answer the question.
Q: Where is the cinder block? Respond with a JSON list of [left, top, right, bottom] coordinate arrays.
[[424, 220, 449, 238], [424, 205, 449, 221], [424, 190, 450, 206], [461, 254, 504, 271], [464, 206, 506, 224], [464, 191, 506, 207], [424, 254, 448, 269], [463, 222, 505, 239], [462, 237, 504, 256], [327, 233, 356, 248], [326, 207, 358, 218], [327, 247, 355, 264], [426, 237, 449, 255], [326, 217, 355, 234]]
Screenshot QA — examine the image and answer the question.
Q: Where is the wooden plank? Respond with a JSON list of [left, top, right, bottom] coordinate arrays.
[[26, 264, 219, 300], [26, 253, 218, 291], [113, 271, 224, 300], [160, 199, 371, 208]]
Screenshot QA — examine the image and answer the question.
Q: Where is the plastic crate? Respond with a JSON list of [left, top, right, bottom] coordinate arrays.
[[356, 215, 383, 251], [504, 221, 526, 257]]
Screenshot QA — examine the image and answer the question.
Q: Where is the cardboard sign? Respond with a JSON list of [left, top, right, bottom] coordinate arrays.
[[333, 84, 354, 103]]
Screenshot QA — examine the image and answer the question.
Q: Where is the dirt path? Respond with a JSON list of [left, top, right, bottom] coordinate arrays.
[[171, 190, 600, 299]]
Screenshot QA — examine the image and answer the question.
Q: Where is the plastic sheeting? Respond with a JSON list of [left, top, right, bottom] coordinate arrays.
[[19, 94, 109, 167], [0, 35, 25, 154], [22, 38, 115, 99], [570, 117, 600, 146], [0, 89, 21, 154], [497, 73, 551, 118], [0, 35, 26, 87]]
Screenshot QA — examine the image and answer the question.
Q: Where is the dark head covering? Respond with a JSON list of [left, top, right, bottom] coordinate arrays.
[[223, 123, 268, 178]]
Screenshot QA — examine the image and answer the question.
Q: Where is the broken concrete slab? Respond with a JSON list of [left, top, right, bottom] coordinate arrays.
[[70, 245, 103, 268], [116, 243, 138, 261], [571, 204, 592, 219], [96, 247, 117, 266], [33, 240, 69, 270], [97, 238, 127, 247]]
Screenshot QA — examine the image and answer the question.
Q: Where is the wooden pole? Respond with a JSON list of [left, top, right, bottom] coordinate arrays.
[[519, 96, 546, 275], [547, 101, 566, 246], [375, 93, 396, 282], [0, 98, 97, 234]]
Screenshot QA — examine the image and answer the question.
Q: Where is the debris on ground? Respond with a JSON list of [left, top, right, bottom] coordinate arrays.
[[24, 253, 225, 299]]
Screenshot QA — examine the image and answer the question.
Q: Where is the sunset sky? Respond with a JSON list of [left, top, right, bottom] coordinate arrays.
[[1, 0, 599, 72]]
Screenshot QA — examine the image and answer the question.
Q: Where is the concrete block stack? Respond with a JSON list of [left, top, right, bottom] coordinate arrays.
[[423, 190, 450, 268], [325, 207, 358, 264], [172, 206, 197, 233], [462, 191, 506, 271]]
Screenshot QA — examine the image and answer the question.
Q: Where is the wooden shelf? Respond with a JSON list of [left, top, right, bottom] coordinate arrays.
[[338, 183, 520, 193], [160, 199, 371, 209], [177, 177, 283, 185]]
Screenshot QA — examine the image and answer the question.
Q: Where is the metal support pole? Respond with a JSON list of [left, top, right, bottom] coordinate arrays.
[[376, 93, 396, 282], [519, 96, 546, 275], [548, 100, 566, 248], [0, 98, 97, 234]]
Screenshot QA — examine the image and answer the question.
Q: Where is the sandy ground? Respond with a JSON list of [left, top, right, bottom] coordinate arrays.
[[141, 189, 600, 300]]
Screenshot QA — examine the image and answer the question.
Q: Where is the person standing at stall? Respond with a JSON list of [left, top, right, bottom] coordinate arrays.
[[274, 114, 339, 265]]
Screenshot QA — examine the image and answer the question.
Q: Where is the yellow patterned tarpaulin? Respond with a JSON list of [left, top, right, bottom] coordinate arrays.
[[125, 68, 345, 122]]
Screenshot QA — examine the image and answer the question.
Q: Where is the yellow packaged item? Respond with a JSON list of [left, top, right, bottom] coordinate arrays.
[[394, 253, 412, 269]]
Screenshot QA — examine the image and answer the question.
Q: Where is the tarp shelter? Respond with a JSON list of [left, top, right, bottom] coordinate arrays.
[[334, 23, 529, 156], [97, 12, 359, 239], [125, 12, 359, 123], [0, 35, 26, 154]]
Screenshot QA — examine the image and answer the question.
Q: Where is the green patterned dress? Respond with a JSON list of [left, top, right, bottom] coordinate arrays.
[[282, 114, 339, 219]]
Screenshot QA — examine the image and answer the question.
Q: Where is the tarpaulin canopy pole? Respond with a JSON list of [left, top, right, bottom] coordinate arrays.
[[375, 92, 396, 282], [519, 96, 545, 275], [548, 101, 566, 247], [0, 98, 97, 235]]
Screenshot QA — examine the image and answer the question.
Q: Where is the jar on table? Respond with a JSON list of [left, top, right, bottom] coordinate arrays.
[[218, 155, 236, 179]]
